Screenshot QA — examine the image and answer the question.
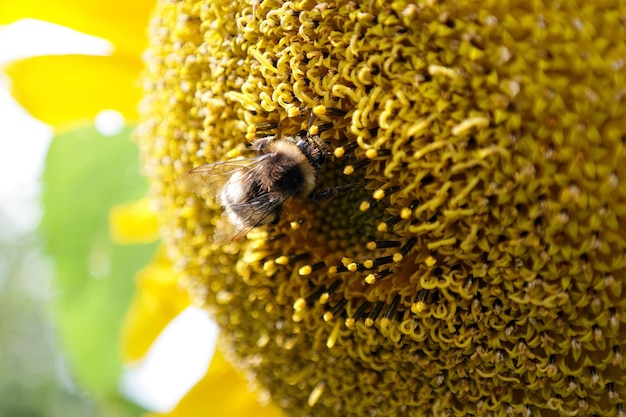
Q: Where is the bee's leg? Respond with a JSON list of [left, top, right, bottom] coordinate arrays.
[[293, 110, 317, 138], [306, 108, 316, 131], [271, 208, 282, 225], [250, 136, 274, 153], [310, 183, 361, 200]]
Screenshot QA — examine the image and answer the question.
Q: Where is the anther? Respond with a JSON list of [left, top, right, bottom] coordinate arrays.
[[365, 302, 385, 326], [610, 307, 619, 330], [323, 311, 333, 322], [344, 158, 370, 175], [566, 376, 577, 392], [341, 141, 359, 153], [608, 382, 618, 401], [299, 261, 325, 276], [373, 256, 394, 267], [289, 252, 311, 262], [308, 124, 320, 135], [365, 269, 392, 284], [267, 233, 286, 242], [373, 186, 400, 201], [589, 366, 599, 385], [306, 280, 341, 305], [287, 107, 301, 117], [372, 189, 385, 200], [411, 289, 429, 313], [399, 236, 418, 256], [346, 301, 370, 327], [320, 281, 344, 305], [324, 280, 342, 297], [275, 252, 310, 265], [314, 106, 347, 117], [313, 105, 328, 116], [613, 346, 623, 366], [317, 122, 334, 133], [293, 298, 307, 311], [383, 294, 402, 321], [365, 148, 378, 159], [305, 286, 327, 305], [298, 265, 312, 276], [401, 201, 418, 219], [359, 201, 371, 211], [250, 121, 280, 135], [330, 298, 348, 317], [366, 240, 402, 250], [365, 148, 391, 159], [377, 216, 402, 232]]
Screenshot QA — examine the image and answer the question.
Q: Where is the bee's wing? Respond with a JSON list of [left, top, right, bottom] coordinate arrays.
[[213, 212, 251, 244], [215, 190, 294, 244], [176, 156, 270, 201]]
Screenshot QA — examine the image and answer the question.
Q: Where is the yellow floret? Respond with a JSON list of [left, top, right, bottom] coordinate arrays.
[[137, 0, 626, 416]]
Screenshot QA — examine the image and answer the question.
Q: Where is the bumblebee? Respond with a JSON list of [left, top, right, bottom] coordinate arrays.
[[178, 109, 345, 242]]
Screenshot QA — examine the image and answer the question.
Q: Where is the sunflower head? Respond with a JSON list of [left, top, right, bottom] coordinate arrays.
[[137, 0, 626, 415]]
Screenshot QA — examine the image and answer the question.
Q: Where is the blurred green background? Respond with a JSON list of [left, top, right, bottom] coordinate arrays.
[[0, 127, 155, 417]]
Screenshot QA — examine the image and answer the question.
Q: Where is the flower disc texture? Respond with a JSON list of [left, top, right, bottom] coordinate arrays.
[[137, 0, 626, 416]]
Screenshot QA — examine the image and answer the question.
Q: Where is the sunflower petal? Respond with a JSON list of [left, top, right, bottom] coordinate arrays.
[[0, 0, 153, 55], [120, 248, 190, 362], [5, 53, 142, 127], [145, 349, 285, 417], [109, 198, 160, 244]]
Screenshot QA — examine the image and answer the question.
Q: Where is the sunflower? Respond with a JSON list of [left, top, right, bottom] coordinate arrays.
[[137, 0, 626, 416]]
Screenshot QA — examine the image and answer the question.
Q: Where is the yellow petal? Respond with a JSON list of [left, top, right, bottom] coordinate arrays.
[[109, 198, 160, 244], [0, 0, 154, 56], [145, 349, 285, 417], [120, 247, 190, 362], [5, 53, 142, 128]]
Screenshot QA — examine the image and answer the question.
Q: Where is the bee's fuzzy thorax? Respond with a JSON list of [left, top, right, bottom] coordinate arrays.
[[261, 140, 317, 197]]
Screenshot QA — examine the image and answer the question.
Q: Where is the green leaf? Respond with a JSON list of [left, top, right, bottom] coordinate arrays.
[[40, 126, 156, 416]]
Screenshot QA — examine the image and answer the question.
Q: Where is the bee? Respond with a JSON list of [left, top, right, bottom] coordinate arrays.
[[178, 109, 345, 243]]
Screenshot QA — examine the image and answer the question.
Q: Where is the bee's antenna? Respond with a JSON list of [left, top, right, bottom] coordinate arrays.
[[306, 109, 316, 133]]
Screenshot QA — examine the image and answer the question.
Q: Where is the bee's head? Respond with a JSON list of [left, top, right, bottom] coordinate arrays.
[[295, 136, 327, 170]]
